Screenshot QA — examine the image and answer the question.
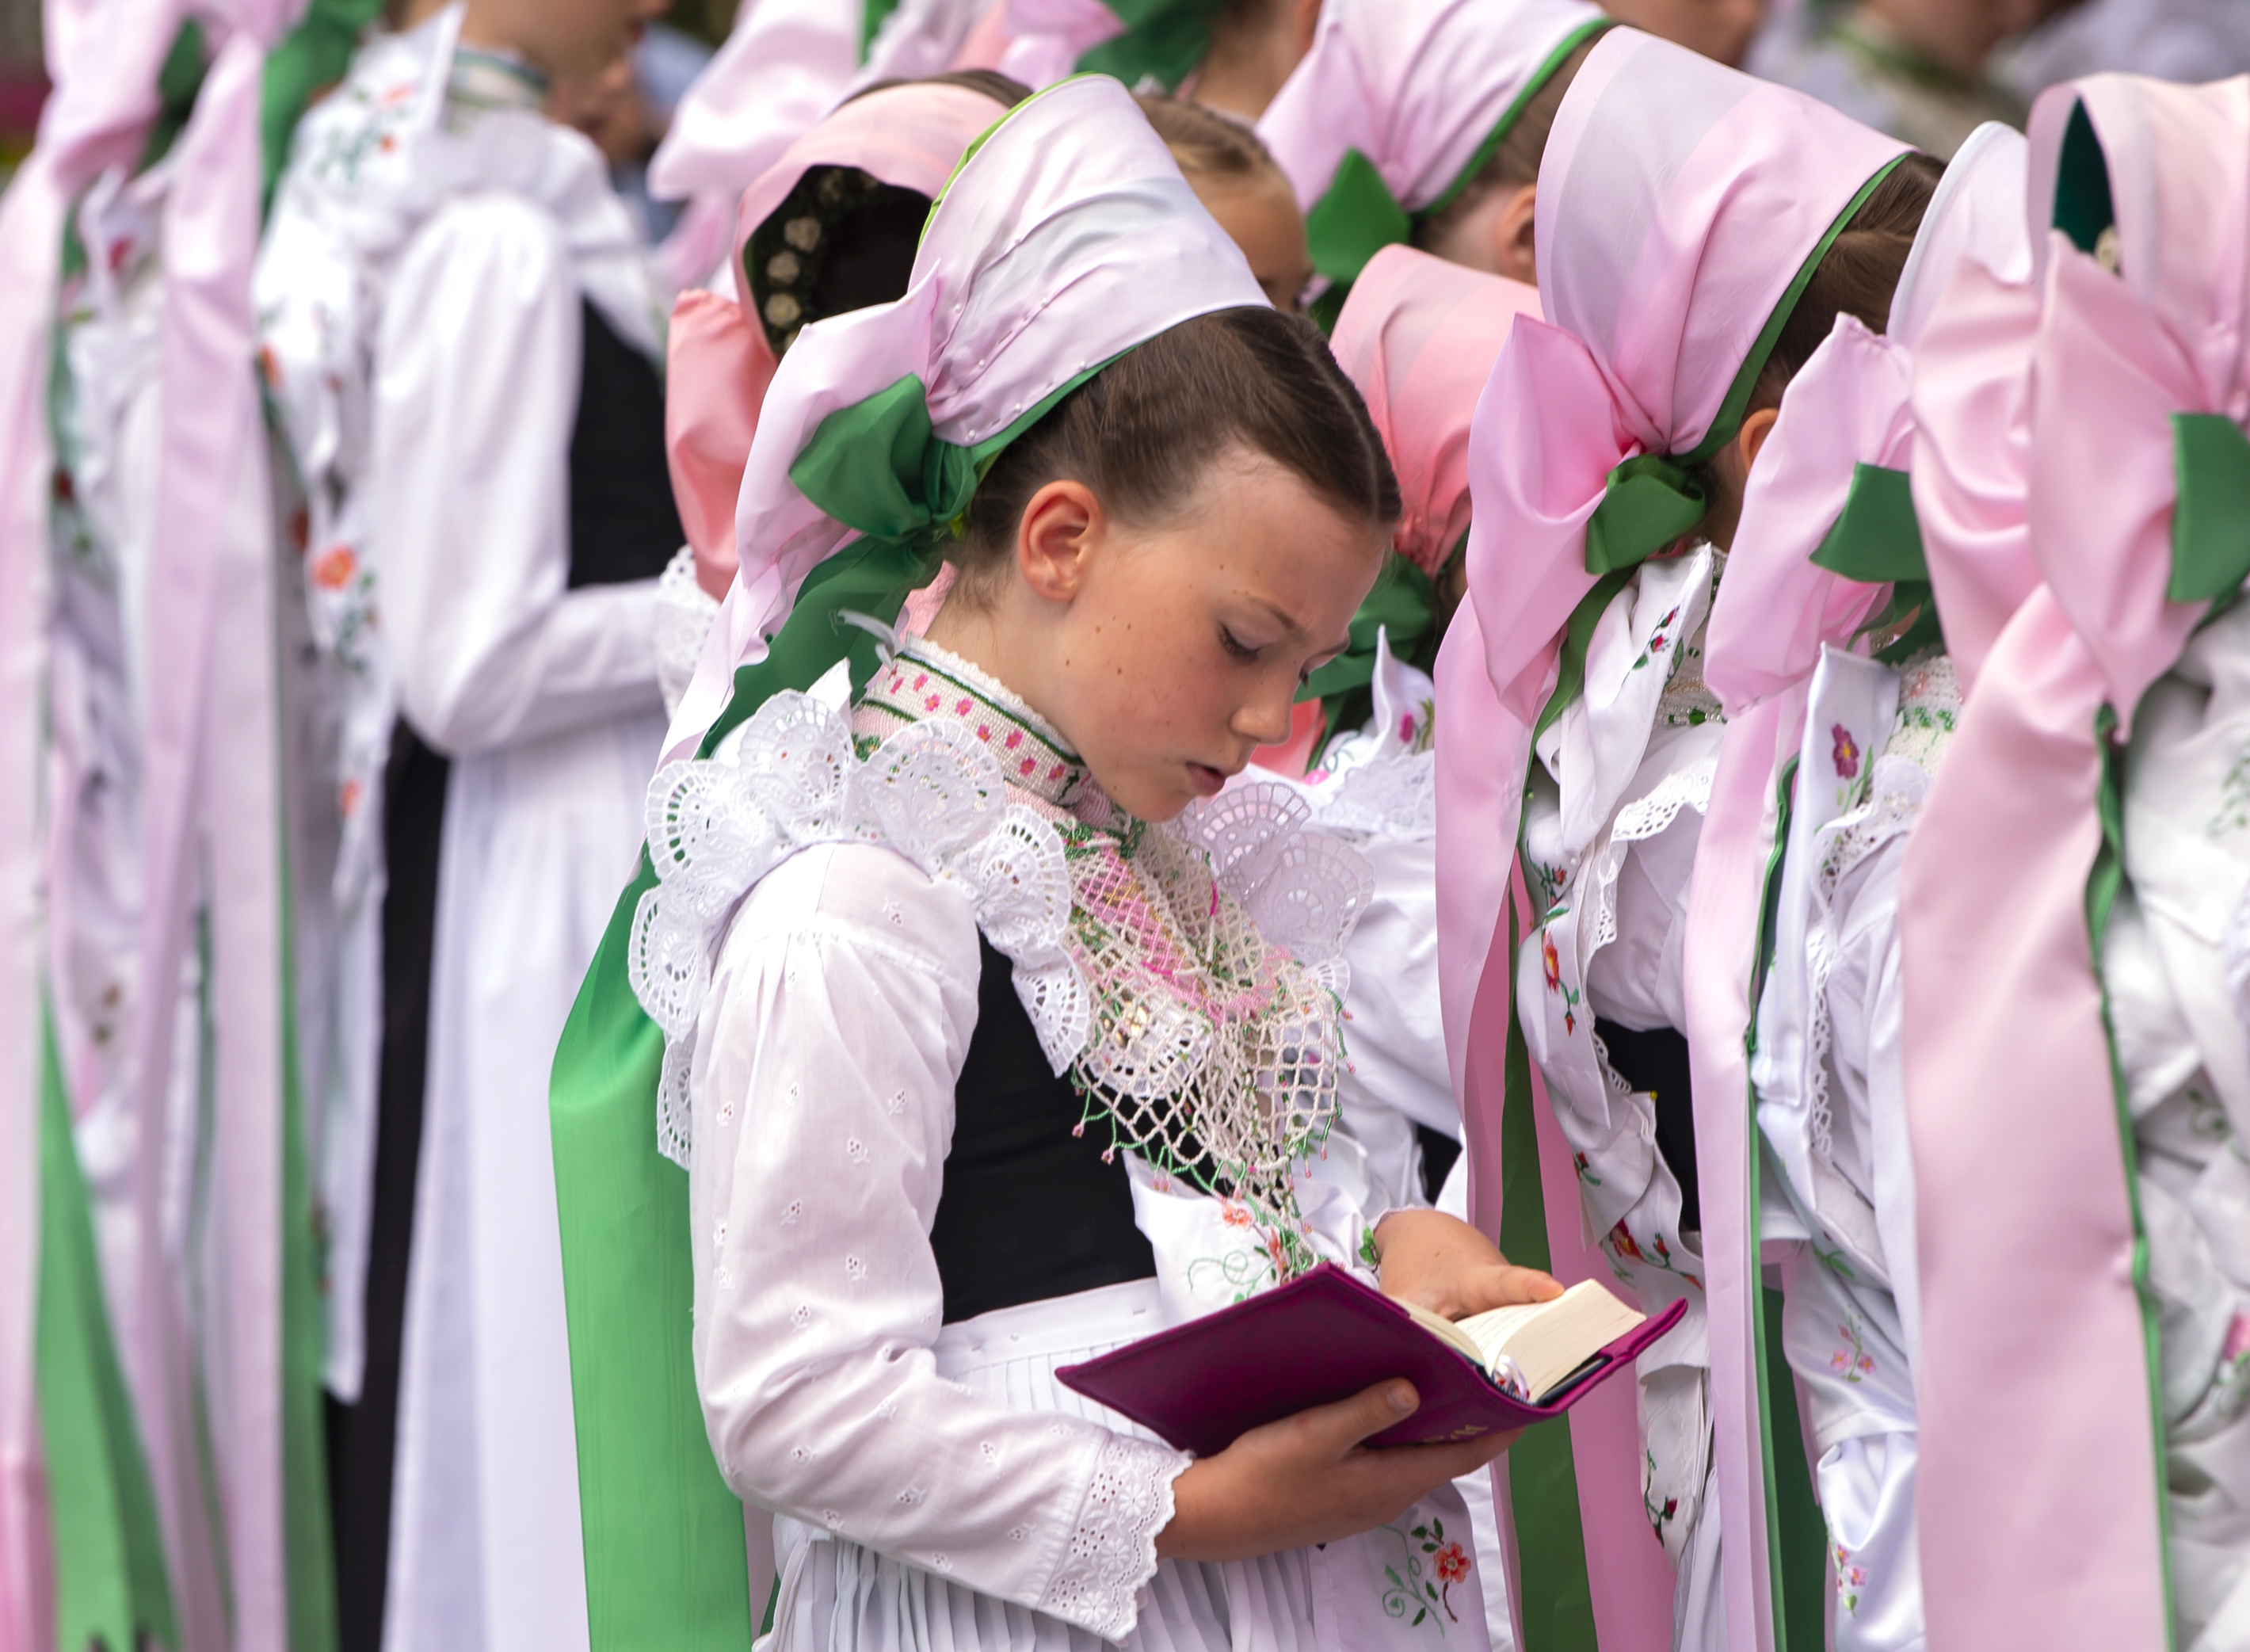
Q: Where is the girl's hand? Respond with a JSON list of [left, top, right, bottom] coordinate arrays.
[[1154, 1381, 1518, 1562], [1373, 1209, 1563, 1322]]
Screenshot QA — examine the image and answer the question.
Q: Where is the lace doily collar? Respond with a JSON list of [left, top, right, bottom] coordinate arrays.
[[857, 638, 1093, 811]]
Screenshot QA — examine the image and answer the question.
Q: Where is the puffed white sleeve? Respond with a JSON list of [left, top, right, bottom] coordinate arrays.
[[370, 191, 664, 757], [688, 840, 1191, 1639]]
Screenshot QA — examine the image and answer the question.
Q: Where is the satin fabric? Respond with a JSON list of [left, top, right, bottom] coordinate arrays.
[[1686, 124, 2029, 1652], [1329, 246, 1539, 578], [667, 81, 1009, 597], [1904, 74, 2250, 1650]]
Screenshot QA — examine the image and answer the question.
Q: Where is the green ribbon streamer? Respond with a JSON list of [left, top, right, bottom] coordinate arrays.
[[36, 1004, 180, 1652], [1494, 899, 1599, 1652], [556, 354, 1118, 1650], [2169, 413, 2250, 605], [1741, 757, 1836, 1650], [860, 0, 905, 60]]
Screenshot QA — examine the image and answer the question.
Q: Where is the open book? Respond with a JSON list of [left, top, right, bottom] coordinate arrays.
[[1057, 1264, 1684, 1456], [1396, 1280, 1649, 1405]]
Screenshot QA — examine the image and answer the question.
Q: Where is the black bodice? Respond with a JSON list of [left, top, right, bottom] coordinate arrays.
[[929, 937, 1156, 1323], [566, 299, 683, 589]]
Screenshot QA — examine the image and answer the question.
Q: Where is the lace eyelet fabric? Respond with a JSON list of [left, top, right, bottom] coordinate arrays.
[[629, 639, 1374, 1249]]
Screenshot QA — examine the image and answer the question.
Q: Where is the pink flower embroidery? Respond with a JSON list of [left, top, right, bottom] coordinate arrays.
[[1398, 712, 1417, 744], [1831, 723, 1860, 780], [1542, 932, 1561, 991], [1608, 1221, 1645, 1264], [1018, 757, 1036, 776], [311, 545, 357, 591], [1433, 1543, 1470, 1585], [1219, 1201, 1253, 1229]]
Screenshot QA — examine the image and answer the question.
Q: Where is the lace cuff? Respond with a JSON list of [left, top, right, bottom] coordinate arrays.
[[654, 544, 719, 718], [1034, 1433, 1189, 1641]]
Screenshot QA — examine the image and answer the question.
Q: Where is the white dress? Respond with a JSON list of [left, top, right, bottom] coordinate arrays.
[[261, 17, 672, 1650], [2099, 600, 2250, 1650], [654, 642, 1492, 1652], [1750, 645, 1954, 1650], [1516, 547, 1728, 1652]]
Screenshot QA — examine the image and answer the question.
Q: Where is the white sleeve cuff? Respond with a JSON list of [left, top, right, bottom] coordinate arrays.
[[1034, 1433, 1191, 1642]]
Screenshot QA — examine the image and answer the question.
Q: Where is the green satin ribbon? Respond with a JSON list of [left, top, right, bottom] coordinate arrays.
[[259, 0, 383, 215], [2169, 413, 2250, 605], [1810, 461, 1943, 663], [36, 1003, 179, 1652], [1076, 0, 1228, 94], [1299, 19, 1612, 328], [1299, 550, 1438, 763]]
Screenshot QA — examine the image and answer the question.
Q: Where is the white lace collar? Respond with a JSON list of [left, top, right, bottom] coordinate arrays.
[[629, 667, 1374, 1264]]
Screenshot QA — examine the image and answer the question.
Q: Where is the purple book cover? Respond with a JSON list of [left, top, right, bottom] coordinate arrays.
[[1055, 1263, 1688, 1457]]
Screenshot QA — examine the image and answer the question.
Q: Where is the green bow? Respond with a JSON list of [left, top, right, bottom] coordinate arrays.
[[1811, 462, 1941, 663], [1298, 550, 1440, 762]]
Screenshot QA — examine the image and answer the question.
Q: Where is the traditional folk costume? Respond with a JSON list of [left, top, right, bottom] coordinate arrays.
[[257, 12, 681, 1649], [6, 6, 361, 1648], [555, 74, 1499, 1652], [1254, 0, 1606, 329], [1692, 122, 2031, 1652], [1436, 29, 1907, 1652], [1901, 74, 2250, 1651]]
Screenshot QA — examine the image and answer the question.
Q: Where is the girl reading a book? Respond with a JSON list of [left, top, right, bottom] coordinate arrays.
[[627, 76, 1558, 1651]]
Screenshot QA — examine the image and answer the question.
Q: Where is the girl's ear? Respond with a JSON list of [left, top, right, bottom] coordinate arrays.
[[1489, 183, 1538, 286], [1736, 404, 1780, 475], [1016, 478, 1102, 603]]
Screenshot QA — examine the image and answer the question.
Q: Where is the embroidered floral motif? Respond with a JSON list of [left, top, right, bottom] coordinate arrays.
[[1831, 723, 1860, 781], [1832, 1541, 1867, 1616], [1541, 927, 1582, 1036], [2211, 742, 2250, 838], [1573, 1151, 1603, 1186], [1832, 1311, 1875, 1383], [1379, 1517, 1466, 1633], [1644, 1451, 1680, 1543]]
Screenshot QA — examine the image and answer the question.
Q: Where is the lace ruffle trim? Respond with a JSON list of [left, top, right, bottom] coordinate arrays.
[[654, 545, 719, 719], [1034, 1434, 1189, 1641], [629, 689, 1085, 1167]]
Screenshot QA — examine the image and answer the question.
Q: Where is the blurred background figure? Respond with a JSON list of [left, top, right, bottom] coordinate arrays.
[[550, 22, 715, 248], [1996, 0, 2250, 97], [1748, 0, 2069, 155], [1604, 0, 1766, 66]]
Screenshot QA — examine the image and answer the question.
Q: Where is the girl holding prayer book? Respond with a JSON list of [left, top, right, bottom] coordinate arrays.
[[557, 74, 1562, 1652]]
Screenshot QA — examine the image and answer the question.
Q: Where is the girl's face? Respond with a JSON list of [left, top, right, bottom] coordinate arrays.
[[928, 448, 1386, 822]]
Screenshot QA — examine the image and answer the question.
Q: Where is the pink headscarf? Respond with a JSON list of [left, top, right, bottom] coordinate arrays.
[[1685, 122, 2028, 1651], [1435, 30, 1905, 1650], [665, 80, 1009, 599], [1258, 0, 1603, 227], [1903, 74, 2250, 1651], [1328, 245, 1539, 577]]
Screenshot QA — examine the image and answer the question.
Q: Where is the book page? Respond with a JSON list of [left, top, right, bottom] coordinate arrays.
[[1453, 1280, 1646, 1401]]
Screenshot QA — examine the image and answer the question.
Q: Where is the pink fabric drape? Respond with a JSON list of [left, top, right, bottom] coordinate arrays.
[[1905, 74, 2250, 1649]]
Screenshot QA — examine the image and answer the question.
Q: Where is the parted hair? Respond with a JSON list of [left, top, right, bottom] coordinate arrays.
[[951, 307, 1401, 599]]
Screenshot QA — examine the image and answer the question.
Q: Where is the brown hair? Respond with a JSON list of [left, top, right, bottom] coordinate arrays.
[[1749, 151, 1946, 410], [845, 69, 1033, 110], [1133, 91, 1288, 192], [951, 307, 1401, 600], [1413, 35, 1597, 250]]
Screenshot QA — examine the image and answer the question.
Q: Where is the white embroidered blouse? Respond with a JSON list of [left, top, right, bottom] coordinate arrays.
[[663, 640, 1378, 1639]]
